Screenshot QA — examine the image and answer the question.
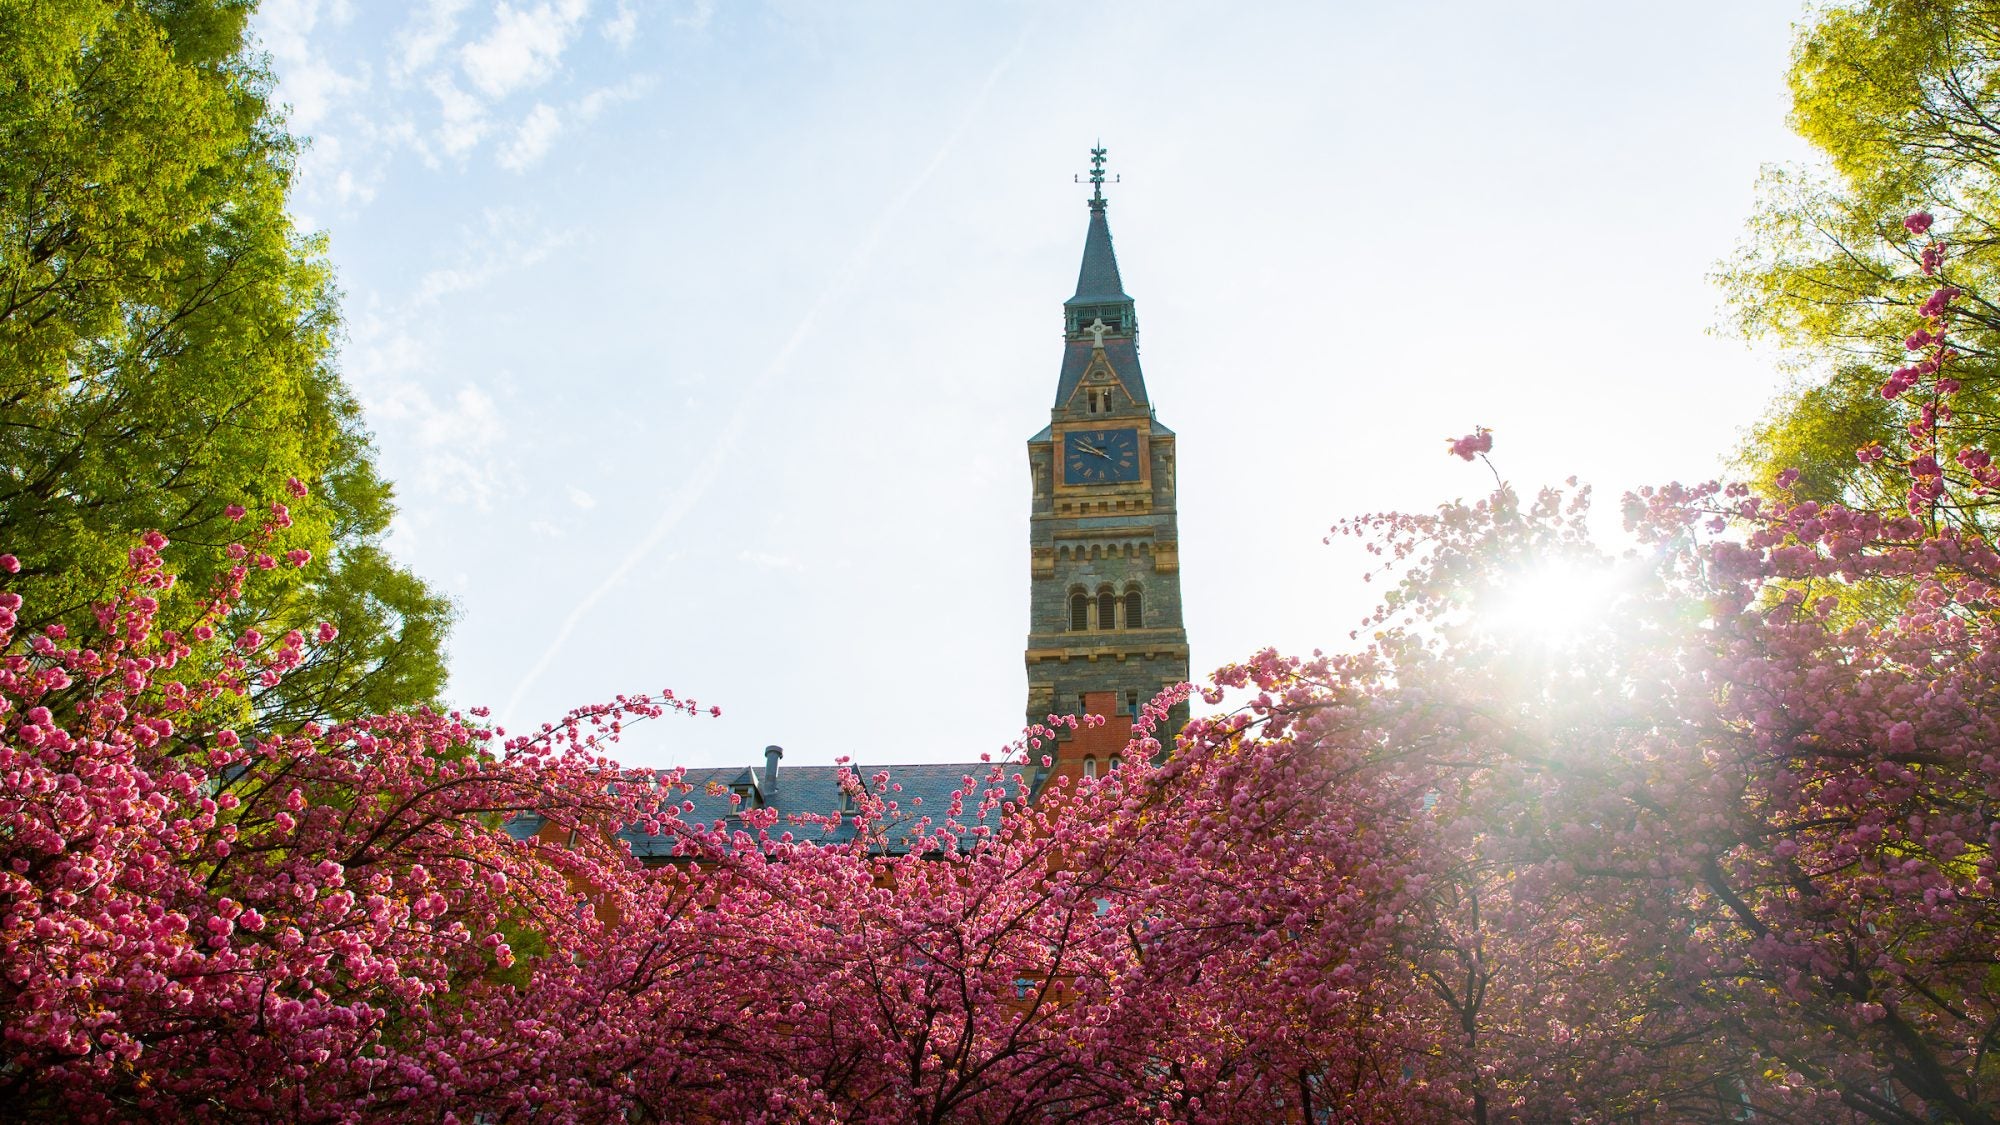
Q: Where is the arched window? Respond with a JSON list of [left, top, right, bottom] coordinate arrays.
[[1082, 756, 1097, 779], [1069, 592, 1089, 631], [1098, 589, 1117, 630], [1124, 588, 1142, 630]]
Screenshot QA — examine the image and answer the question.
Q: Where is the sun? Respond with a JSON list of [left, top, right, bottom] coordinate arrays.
[[1476, 557, 1630, 647]]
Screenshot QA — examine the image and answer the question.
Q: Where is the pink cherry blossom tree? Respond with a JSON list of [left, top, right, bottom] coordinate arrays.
[[0, 500, 715, 1119], [12, 206, 2000, 1121]]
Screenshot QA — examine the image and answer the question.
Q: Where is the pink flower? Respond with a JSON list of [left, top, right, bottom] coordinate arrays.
[[269, 502, 292, 528], [1880, 365, 1924, 399], [255, 553, 276, 570], [142, 530, 168, 550], [1904, 211, 1934, 235], [286, 548, 312, 568], [1447, 427, 1494, 461], [0, 554, 19, 574], [1919, 286, 1962, 318], [286, 476, 309, 498], [1887, 720, 1918, 753], [225, 504, 247, 522], [315, 621, 339, 644]]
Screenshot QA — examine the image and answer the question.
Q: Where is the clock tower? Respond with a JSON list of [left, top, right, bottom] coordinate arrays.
[[1025, 150, 1191, 743]]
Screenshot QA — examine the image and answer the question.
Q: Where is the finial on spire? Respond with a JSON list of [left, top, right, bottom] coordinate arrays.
[[1074, 142, 1119, 210]]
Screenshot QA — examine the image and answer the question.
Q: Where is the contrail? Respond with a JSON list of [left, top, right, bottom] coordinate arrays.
[[502, 20, 1038, 724]]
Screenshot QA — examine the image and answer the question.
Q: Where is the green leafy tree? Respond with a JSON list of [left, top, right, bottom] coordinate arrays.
[[1721, 0, 2000, 516], [0, 0, 450, 725]]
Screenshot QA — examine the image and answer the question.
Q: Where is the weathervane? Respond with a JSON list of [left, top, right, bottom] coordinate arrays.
[[1074, 143, 1118, 203]]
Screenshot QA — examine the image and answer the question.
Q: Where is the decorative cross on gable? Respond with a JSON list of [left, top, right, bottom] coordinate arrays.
[[1087, 317, 1111, 349]]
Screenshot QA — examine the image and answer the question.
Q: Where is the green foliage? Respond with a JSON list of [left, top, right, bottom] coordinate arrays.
[[0, 0, 450, 725], [1720, 0, 2000, 504]]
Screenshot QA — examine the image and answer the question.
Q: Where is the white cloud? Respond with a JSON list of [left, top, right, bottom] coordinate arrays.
[[672, 0, 714, 31], [256, 0, 653, 187], [601, 0, 637, 47], [257, 0, 324, 60], [574, 73, 653, 122], [331, 167, 377, 206], [279, 57, 367, 133], [460, 0, 592, 99], [370, 382, 509, 507], [737, 550, 803, 573], [426, 73, 489, 158], [498, 103, 563, 171], [346, 317, 429, 382], [414, 207, 568, 303], [344, 314, 515, 510], [567, 486, 598, 510], [395, 0, 472, 78], [256, 0, 366, 134]]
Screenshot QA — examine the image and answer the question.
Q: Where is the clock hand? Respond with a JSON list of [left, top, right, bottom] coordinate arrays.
[[1078, 442, 1111, 458]]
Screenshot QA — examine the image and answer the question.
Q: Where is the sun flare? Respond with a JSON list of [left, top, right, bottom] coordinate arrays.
[[1477, 558, 1629, 646]]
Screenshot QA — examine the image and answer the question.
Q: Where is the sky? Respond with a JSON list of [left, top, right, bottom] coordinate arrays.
[[252, 0, 1820, 770]]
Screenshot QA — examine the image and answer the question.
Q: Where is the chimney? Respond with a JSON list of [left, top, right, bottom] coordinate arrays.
[[763, 745, 783, 797]]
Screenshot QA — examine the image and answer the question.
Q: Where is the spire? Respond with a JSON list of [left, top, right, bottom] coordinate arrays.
[[1067, 145, 1130, 307], [1052, 144, 1147, 408], [1069, 205, 1130, 306]]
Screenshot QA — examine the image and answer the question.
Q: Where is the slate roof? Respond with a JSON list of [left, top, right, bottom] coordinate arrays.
[[1066, 202, 1131, 306], [1052, 336, 1148, 409], [507, 761, 1016, 860]]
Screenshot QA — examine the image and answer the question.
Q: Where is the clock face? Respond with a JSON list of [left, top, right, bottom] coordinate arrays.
[[1064, 428, 1141, 484]]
